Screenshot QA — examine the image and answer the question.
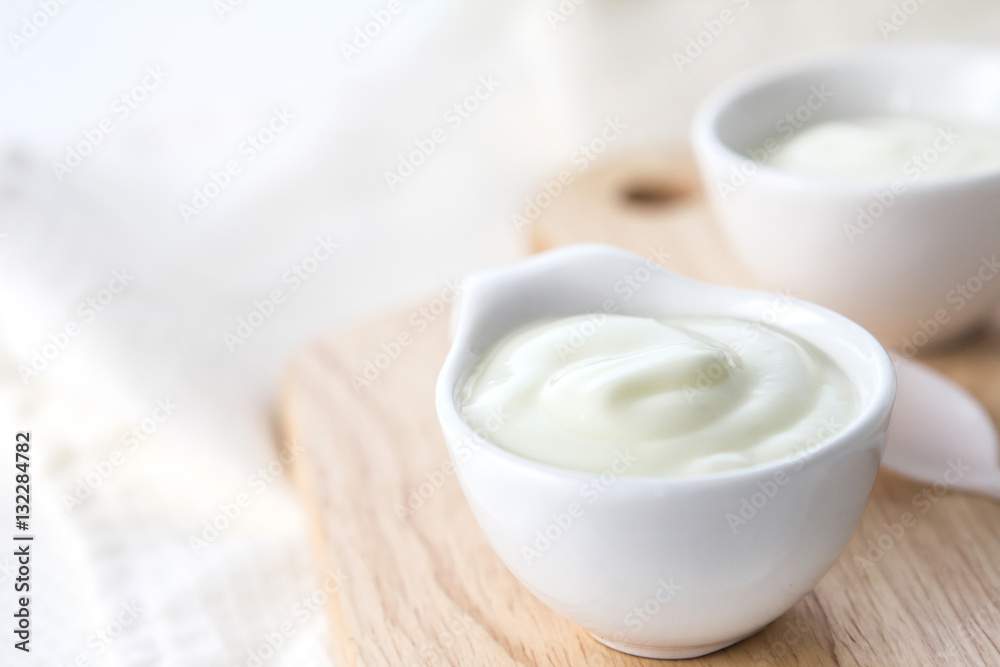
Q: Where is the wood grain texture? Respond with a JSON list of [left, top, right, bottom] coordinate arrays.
[[522, 152, 758, 289], [281, 152, 1000, 665]]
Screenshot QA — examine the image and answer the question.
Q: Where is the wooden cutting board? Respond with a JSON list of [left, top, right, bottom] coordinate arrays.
[[279, 152, 1000, 666]]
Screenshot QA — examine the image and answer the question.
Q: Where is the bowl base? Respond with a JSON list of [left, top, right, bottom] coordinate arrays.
[[588, 629, 757, 660]]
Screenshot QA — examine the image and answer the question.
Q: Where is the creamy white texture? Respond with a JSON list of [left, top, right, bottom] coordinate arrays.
[[459, 315, 857, 476], [769, 115, 1000, 180]]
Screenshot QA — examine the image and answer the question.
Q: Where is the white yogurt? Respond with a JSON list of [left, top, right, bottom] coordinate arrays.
[[459, 314, 858, 476], [769, 115, 1000, 181]]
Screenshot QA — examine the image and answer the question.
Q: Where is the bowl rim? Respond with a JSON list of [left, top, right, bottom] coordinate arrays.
[[691, 43, 1000, 191], [434, 244, 897, 488]]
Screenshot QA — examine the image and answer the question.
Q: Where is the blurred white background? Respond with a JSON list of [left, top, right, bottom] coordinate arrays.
[[1, 1, 999, 665]]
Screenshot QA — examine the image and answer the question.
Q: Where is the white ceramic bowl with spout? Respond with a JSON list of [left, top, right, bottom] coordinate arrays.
[[692, 45, 1000, 348], [435, 244, 895, 659]]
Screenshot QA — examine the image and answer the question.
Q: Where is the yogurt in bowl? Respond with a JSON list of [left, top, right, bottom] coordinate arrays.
[[435, 244, 895, 659], [459, 314, 859, 477], [768, 114, 1000, 181], [692, 45, 1000, 348]]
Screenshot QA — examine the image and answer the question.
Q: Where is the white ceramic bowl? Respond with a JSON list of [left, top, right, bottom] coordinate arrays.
[[692, 45, 1000, 348], [435, 244, 895, 659]]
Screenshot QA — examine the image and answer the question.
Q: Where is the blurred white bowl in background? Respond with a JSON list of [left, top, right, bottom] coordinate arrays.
[[693, 45, 1000, 349]]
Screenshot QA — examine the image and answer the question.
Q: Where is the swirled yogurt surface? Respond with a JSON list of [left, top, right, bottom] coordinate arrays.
[[459, 314, 858, 476]]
